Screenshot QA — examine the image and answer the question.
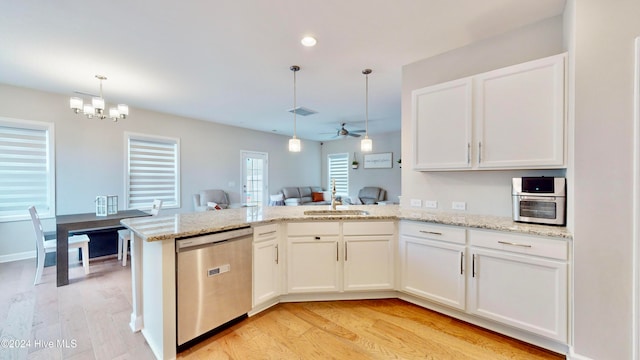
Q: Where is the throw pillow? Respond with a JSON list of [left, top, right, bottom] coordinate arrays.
[[207, 202, 222, 210], [311, 192, 324, 202]]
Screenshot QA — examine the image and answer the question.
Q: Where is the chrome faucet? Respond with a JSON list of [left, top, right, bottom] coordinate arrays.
[[331, 179, 342, 210]]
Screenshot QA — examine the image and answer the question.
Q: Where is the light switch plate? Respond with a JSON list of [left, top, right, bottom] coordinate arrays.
[[452, 201, 467, 210], [425, 200, 438, 209], [410, 199, 422, 207]]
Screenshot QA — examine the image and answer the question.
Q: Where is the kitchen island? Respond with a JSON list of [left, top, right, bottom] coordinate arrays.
[[121, 205, 571, 359]]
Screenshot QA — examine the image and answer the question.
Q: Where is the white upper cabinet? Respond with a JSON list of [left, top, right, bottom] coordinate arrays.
[[411, 53, 567, 171], [475, 54, 566, 169], [412, 78, 473, 170]]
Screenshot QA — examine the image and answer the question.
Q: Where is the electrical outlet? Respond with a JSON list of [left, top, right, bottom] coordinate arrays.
[[451, 201, 467, 210], [425, 200, 438, 209], [410, 199, 422, 207]]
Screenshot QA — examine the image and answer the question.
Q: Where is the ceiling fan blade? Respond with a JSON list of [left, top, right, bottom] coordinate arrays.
[[347, 133, 361, 138], [352, 130, 366, 133]]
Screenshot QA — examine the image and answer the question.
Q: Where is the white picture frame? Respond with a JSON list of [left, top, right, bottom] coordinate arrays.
[[364, 152, 393, 169]]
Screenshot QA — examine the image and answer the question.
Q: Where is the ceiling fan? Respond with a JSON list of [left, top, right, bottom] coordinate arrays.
[[325, 123, 366, 138]]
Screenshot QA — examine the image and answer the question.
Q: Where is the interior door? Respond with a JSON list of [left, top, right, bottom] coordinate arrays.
[[241, 151, 268, 207]]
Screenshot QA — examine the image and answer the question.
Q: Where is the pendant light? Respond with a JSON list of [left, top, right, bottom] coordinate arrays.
[[288, 65, 301, 152], [361, 69, 373, 152]]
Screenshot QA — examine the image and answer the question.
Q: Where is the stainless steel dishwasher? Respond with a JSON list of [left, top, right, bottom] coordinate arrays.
[[176, 226, 253, 348]]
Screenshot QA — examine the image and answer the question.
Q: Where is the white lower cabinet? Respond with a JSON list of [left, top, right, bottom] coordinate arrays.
[[252, 224, 281, 307], [399, 221, 569, 343], [399, 221, 466, 310], [343, 222, 395, 291], [287, 222, 341, 293], [467, 229, 568, 342], [287, 221, 395, 293]]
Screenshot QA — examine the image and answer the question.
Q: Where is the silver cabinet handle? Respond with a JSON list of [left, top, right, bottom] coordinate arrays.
[[478, 142, 482, 163], [419, 230, 443, 236], [336, 242, 339, 262], [467, 143, 471, 164], [498, 241, 532, 248], [460, 252, 464, 275], [344, 242, 348, 261], [472, 254, 476, 278], [275, 244, 279, 264], [258, 230, 277, 236]]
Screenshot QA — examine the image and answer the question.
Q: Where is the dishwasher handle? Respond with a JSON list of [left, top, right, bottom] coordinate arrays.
[[176, 227, 253, 252]]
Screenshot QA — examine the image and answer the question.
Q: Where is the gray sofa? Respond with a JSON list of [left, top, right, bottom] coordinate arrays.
[[280, 186, 330, 206]]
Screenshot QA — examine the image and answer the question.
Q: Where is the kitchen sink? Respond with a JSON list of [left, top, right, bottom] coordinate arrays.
[[303, 210, 370, 216]]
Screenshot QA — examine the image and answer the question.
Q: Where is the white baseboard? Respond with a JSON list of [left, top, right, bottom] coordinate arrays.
[[0, 250, 36, 263], [568, 348, 593, 360], [0, 249, 82, 264]]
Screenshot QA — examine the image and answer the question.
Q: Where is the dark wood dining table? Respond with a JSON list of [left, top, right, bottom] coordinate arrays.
[[55, 209, 150, 287]]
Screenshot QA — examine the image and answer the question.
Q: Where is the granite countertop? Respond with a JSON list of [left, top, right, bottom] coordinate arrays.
[[121, 204, 572, 241]]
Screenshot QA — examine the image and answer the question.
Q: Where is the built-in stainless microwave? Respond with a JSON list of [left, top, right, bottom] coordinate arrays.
[[512, 177, 566, 226]]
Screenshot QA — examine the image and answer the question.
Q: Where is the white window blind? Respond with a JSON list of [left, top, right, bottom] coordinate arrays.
[[328, 153, 349, 195], [0, 118, 54, 221], [126, 133, 180, 210]]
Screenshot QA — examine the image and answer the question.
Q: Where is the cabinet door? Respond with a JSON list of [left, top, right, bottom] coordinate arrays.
[[343, 235, 394, 291], [253, 238, 280, 306], [287, 236, 340, 293], [468, 247, 567, 341], [412, 77, 473, 170], [399, 235, 466, 310], [475, 53, 566, 169]]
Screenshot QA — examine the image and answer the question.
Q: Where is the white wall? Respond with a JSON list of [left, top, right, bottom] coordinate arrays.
[[570, 0, 640, 358], [320, 132, 401, 203], [401, 16, 565, 216], [0, 83, 321, 260]]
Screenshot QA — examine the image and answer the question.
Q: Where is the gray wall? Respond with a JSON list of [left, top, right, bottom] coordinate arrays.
[[570, 0, 639, 358], [0, 83, 321, 260], [401, 16, 565, 216], [320, 131, 401, 203]]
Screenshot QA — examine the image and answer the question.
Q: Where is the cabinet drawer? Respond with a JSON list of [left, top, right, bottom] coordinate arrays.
[[253, 224, 278, 242], [287, 222, 339, 236], [469, 229, 567, 260], [400, 221, 466, 245], [343, 221, 395, 236]]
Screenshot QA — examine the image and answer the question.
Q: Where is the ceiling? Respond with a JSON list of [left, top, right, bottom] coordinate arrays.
[[0, 0, 565, 141]]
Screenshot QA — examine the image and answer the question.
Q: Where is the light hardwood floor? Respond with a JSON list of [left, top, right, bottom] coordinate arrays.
[[0, 257, 564, 360]]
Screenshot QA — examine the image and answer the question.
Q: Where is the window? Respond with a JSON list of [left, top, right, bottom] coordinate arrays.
[[0, 117, 54, 221], [125, 132, 180, 210], [327, 153, 349, 196]]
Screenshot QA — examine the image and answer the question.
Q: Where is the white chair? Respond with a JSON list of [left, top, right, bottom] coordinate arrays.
[[29, 206, 90, 285], [117, 199, 162, 266]]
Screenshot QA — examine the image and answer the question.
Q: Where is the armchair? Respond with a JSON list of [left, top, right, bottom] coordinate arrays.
[[358, 187, 386, 205], [193, 189, 230, 211]]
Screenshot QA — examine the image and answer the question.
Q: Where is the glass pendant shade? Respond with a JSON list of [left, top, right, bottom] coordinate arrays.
[[109, 107, 120, 120], [92, 97, 105, 111], [83, 104, 95, 117], [118, 104, 129, 117], [289, 137, 301, 152], [70, 97, 83, 112], [361, 136, 373, 152]]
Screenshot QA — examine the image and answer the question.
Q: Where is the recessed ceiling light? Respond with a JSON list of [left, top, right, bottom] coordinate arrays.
[[301, 36, 317, 47]]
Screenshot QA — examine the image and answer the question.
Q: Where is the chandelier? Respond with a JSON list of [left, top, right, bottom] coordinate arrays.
[[69, 75, 129, 122]]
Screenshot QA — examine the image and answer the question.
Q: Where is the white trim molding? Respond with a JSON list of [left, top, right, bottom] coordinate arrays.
[[633, 36, 640, 360]]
